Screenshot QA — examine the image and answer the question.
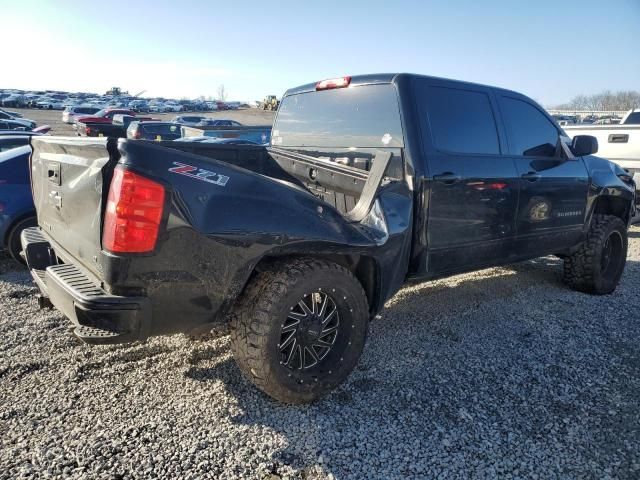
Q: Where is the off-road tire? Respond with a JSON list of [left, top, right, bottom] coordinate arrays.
[[563, 214, 627, 294], [229, 258, 369, 404], [7, 216, 37, 264]]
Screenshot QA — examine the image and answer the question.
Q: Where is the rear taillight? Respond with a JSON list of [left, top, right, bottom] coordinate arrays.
[[315, 76, 351, 90], [85, 126, 92, 135], [102, 167, 165, 253]]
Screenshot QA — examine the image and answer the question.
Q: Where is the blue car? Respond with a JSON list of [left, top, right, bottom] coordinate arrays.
[[0, 138, 36, 262]]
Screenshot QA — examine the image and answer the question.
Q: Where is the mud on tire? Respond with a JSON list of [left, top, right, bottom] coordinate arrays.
[[229, 258, 370, 404], [563, 214, 628, 294]]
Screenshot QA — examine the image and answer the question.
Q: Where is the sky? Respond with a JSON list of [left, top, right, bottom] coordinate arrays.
[[2, 0, 639, 106]]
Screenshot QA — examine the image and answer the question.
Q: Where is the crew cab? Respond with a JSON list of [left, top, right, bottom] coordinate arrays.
[[22, 74, 635, 404]]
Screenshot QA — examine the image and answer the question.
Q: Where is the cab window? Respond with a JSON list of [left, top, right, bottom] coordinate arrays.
[[422, 86, 500, 155], [500, 97, 559, 157]]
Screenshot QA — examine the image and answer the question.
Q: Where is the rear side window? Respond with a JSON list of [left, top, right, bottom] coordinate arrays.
[[0, 139, 27, 152], [424, 86, 500, 155], [500, 97, 559, 157], [143, 124, 180, 135], [273, 84, 404, 148], [625, 112, 640, 125]]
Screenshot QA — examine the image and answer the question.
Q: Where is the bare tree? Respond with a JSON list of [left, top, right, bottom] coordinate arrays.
[[216, 84, 227, 102], [553, 90, 640, 111]]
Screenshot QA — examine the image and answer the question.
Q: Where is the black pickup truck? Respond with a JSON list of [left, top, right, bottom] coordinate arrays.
[[23, 74, 635, 403], [76, 115, 155, 138]]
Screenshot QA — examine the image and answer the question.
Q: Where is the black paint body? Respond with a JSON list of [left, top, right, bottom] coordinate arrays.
[[26, 74, 635, 342]]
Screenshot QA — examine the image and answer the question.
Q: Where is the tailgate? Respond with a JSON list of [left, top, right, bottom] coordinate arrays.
[[30, 136, 116, 279]]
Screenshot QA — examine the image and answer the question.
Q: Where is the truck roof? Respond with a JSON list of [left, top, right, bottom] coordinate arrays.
[[284, 73, 522, 98]]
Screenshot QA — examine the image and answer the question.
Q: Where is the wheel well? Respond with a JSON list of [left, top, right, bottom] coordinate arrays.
[[592, 196, 631, 225], [253, 254, 380, 315], [3, 211, 37, 245]]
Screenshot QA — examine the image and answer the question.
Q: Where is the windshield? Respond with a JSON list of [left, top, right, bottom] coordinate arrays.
[[93, 109, 106, 117], [273, 84, 404, 148]]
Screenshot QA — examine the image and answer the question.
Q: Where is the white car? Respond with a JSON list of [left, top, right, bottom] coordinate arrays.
[[62, 105, 102, 124], [37, 99, 66, 110], [164, 103, 183, 112]]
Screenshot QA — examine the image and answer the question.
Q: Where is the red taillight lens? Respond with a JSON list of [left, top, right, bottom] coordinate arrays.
[[315, 76, 351, 90], [102, 167, 165, 253]]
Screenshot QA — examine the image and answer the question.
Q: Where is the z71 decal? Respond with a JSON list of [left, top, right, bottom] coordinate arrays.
[[168, 162, 230, 187]]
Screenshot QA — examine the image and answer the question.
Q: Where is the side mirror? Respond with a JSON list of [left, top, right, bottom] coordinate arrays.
[[572, 135, 598, 156]]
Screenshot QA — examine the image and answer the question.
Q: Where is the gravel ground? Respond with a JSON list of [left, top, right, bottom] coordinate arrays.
[[9, 107, 275, 136], [1, 227, 639, 479]]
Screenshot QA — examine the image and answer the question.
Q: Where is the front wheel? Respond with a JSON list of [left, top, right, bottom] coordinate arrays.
[[563, 214, 628, 294], [230, 258, 370, 403]]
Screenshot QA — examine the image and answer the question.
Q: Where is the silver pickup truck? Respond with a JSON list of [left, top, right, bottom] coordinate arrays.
[[564, 109, 639, 220]]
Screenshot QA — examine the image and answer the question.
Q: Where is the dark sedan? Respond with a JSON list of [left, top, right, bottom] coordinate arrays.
[[0, 119, 37, 131]]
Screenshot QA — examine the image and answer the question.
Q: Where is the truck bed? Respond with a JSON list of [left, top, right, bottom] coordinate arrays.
[[26, 136, 406, 340]]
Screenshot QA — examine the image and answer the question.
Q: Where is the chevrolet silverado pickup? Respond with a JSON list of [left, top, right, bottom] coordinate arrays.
[[23, 74, 636, 403]]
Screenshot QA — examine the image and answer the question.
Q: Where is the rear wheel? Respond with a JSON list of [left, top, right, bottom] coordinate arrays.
[[563, 214, 627, 294], [7, 216, 37, 264], [230, 258, 369, 403]]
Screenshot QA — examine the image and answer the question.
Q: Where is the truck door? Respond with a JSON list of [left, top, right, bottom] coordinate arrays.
[[413, 79, 520, 275], [496, 95, 589, 255]]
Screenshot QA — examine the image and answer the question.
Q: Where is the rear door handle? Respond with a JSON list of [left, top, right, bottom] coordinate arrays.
[[433, 172, 462, 184], [521, 172, 541, 182]]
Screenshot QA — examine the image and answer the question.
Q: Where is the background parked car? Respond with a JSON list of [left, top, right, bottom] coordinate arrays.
[[36, 98, 66, 110], [195, 119, 243, 127], [2, 94, 26, 108], [0, 119, 37, 131], [62, 105, 101, 124], [0, 108, 22, 118], [0, 109, 37, 128], [73, 108, 136, 126], [127, 121, 182, 141], [173, 115, 207, 126], [0, 143, 36, 262]]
